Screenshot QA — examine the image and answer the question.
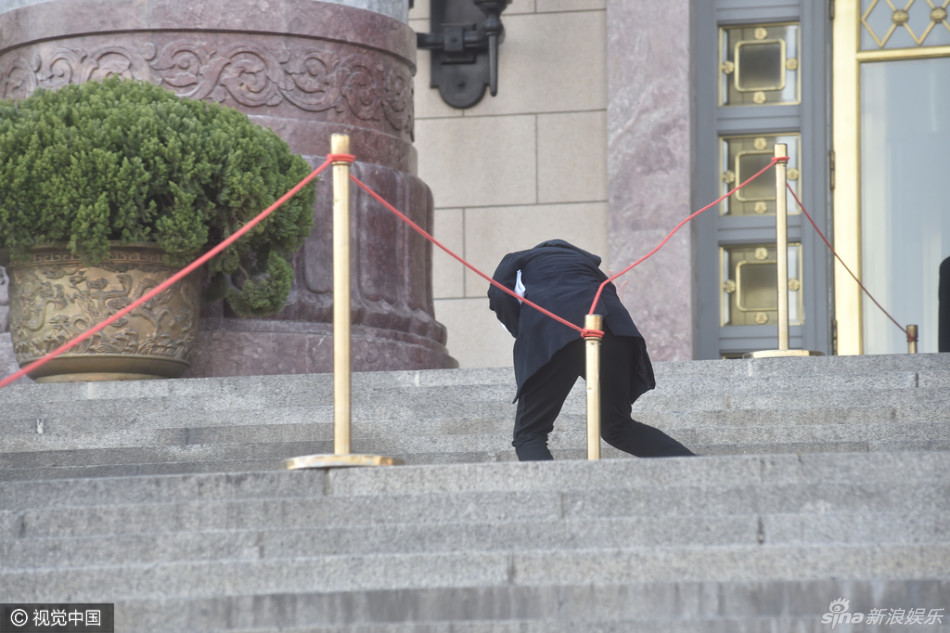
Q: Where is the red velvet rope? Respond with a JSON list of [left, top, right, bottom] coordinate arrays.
[[0, 150, 821, 390], [352, 158, 789, 340], [349, 175, 590, 336], [588, 155, 786, 315], [787, 183, 912, 342]]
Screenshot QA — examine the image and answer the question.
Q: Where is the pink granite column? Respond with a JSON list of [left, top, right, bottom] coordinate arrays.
[[606, 0, 694, 361], [0, 0, 457, 376]]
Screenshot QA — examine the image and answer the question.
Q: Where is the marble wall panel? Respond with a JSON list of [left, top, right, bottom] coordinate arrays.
[[465, 11, 607, 117], [463, 202, 609, 298], [607, 0, 694, 361], [415, 115, 538, 209], [538, 111, 608, 204]]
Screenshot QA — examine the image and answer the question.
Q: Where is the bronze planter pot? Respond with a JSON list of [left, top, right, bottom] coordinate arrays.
[[5, 244, 201, 382]]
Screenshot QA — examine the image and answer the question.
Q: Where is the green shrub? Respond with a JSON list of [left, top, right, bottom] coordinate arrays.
[[0, 77, 316, 316]]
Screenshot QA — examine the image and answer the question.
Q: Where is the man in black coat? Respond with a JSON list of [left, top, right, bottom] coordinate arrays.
[[940, 256, 950, 353], [488, 239, 694, 461]]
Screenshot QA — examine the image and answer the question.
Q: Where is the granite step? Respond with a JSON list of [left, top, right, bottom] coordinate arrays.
[[103, 577, 950, 633], [5, 508, 947, 569], [0, 409, 947, 481], [4, 543, 948, 603], [2, 452, 945, 506], [1, 437, 946, 631]]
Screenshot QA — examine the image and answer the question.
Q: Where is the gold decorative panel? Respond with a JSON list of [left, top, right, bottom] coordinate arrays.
[[861, 0, 950, 50], [721, 244, 802, 326], [720, 23, 800, 106], [720, 134, 801, 216]]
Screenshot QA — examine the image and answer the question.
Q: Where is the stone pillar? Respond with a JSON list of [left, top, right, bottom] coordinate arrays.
[[606, 0, 693, 361], [0, 0, 456, 377]]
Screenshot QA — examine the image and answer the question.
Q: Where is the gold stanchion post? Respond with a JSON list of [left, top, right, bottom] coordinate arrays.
[[333, 132, 353, 456], [746, 144, 823, 359], [907, 324, 918, 354], [584, 314, 603, 461], [283, 134, 403, 470], [775, 143, 790, 352]]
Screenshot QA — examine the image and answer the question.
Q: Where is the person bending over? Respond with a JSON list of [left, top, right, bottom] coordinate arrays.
[[488, 239, 694, 461]]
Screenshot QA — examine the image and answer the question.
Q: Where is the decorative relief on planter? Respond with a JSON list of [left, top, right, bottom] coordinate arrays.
[[0, 39, 414, 137], [6, 246, 201, 381]]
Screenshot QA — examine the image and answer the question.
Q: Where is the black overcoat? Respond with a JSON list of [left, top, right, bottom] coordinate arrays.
[[488, 239, 655, 402]]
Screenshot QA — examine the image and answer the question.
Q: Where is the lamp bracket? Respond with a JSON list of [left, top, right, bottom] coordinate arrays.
[[416, 0, 512, 109]]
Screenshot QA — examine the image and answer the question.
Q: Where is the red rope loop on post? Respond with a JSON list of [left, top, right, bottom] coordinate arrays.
[[580, 328, 604, 339], [328, 153, 356, 164]]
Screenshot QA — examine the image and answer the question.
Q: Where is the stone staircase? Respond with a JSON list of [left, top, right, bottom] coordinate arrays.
[[1, 353, 948, 632]]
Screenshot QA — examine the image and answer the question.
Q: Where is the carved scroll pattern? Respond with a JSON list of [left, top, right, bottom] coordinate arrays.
[[0, 40, 414, 136]]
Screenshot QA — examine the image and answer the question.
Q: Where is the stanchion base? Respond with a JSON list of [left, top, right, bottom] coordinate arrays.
[[281, 454, 404, 470], [743, 349, 825, 359]]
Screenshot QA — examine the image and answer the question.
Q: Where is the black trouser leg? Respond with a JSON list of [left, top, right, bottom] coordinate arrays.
[[513, 335, 694, 460], [598, 335, 695, 458], [512, 341, 583, 461]]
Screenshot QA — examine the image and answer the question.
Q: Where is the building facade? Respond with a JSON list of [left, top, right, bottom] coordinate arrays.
[[416, 0, 950, 366], [1, 0, 946, 377]]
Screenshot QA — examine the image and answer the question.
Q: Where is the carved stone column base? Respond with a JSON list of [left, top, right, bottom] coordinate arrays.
[[185, 320, 457, 378]]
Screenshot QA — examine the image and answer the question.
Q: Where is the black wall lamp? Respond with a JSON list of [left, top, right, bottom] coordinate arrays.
[[415, 0, 513, 109]]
